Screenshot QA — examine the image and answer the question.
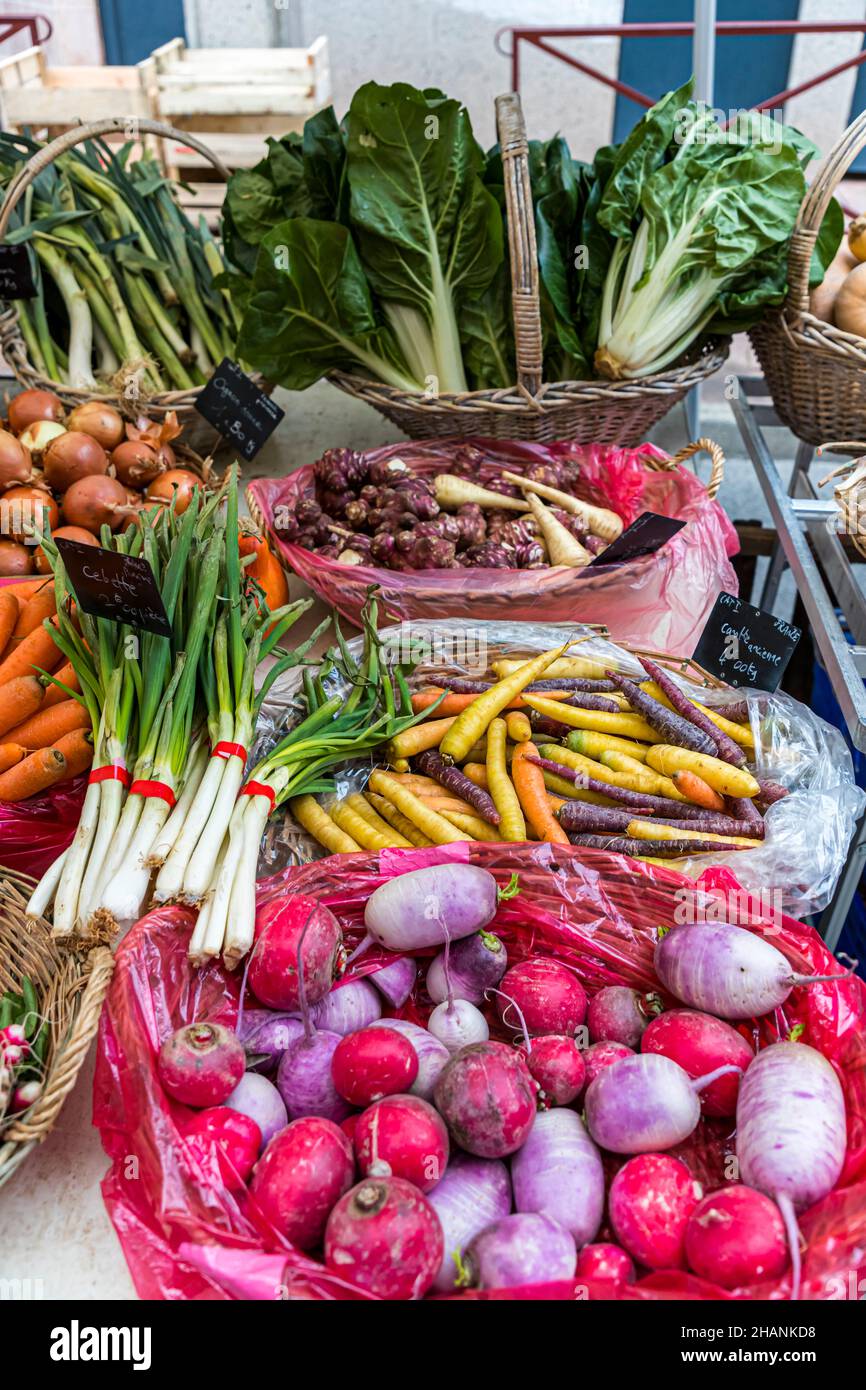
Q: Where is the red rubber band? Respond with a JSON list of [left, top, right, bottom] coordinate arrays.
[[212, 741, 248, 761], [129, 779, 176, 807], [240, 780, 275, 810], [88, 764, 131, 788]]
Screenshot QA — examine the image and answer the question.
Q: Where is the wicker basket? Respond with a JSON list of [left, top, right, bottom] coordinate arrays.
[[0, 869, 113, 1188], [750, 111, 866, 446], [329, 93, 729, 445], [0, 117, 268, 455]]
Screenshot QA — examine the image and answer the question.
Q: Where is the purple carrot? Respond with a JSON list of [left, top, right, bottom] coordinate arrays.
[[415, 749, 500, 825], [606, 669, 717, 755], [755, 777, 789, 805], [713, 696, 769, 723], [561, 691, 621, 714], [636, 658, 745, 767], [726, 796, 766, 834], [443, 677, 618, 694], [437, 677, 492, 694], [529, 712, 573, 739], [553, 803, 654, 833], [531, 756, 715, 819], [567, 833, 749, 857], [643, 815, 765, 839]]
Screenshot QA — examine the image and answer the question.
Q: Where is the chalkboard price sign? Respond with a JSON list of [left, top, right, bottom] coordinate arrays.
[[0, 245, 35, 300], [691, 591, 801, 691], [57, 539, 171, 638], [587, 511, 685, 568], [194, 358, 284, 460]]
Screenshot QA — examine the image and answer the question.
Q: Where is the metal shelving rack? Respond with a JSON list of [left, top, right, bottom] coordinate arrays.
[[731, 376, 866, 949]]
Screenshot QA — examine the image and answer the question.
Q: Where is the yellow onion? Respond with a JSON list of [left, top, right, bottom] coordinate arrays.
[[146, 467, 201, 515], [43, 431, 109, 490], [62, 474, 136, 532], [0, 485, 58, 540], [7, 388, 64, 435], [18, 419, 66, 460], [35, 524, 98, 573], [111, 439, 163, 488], [67, 401, 125, 450], [0, 429, 34, 488], [0, 539, 33, 576]]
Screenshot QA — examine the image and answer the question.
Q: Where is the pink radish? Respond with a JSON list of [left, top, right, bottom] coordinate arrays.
[[158, 1022, 245, 1107], [511, 1108, 604, 1245], [332, 1027, 419, 1107], [685, 1185, 788, 1289], [496, 959, 587, 1037], [525, 1035, 586, 1106], [324, 1176, 443, 1299], [585, 1052, 742, 1153], [641, 1009, 754, 1117], [369, 956, 417, 1008], [354, 1093, 449, 1192], [180, 1107, 261, 1190], [223, 1072, 287, 1149], [575, 1243, 636, 1286], [434, 1041, 537, 1158], [587, 986, 660, 1048], [609, 1154, 702, 1269], [251, 1116, 354, 1249], [427, 1154, 512, 1292], [582, 1040, 633, 1090], [465, 1214, 576, 1289], [250, 894, 342, 1010]]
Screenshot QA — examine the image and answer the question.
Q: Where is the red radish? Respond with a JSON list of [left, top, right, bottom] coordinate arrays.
[[157, 1022, 245, 1107], [43, 431, 108, 489], [332, 1027, 419, 1107], [641, 1009, 754, 1117], [434, 1041, 537, 1158], [180, 1106, 261, 1189], [524, 1034, 585, 1106], [371, 1018, 450, 1101], [11, 1079, 42, 1111], [250, 895, 342, 1010], [587, 986, 660, 1048], [7, 388, 64, 434], [324, 1176, 444, 1299], [497, 959, 586, 1037], [685, 1185, 788, 1289], [341, 1114, 360, 1145], [251, 1117, 354, 1249], [609, 1154, 702, 1269], [582, 1040, 633, 1090], [355, 1093, 449, 1192], [575, 1243, 636, 1286]]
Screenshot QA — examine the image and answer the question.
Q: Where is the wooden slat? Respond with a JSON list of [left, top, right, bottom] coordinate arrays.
[[2, 87, 151, 128], [156, 85, 321, 117], [0, 44, 45, 88]]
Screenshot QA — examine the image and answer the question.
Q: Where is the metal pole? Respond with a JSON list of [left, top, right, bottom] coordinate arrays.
[[692, 0, 717, 105]]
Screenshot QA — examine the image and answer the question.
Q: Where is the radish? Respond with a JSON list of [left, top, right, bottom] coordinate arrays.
[[585, 1053, 742, 1153], [736, 1041, 847, 1299], [361, 863, 501, 954], [655, 922, 851, 1020], [425, 930, 507, 1005], [180, 1107, 261, 1189], [582, 1040, 633, 1090], [434, 1041, 537, 1158], [249, 894, 342, 1010], [369, 956, 417, 1008], [427, 1154, 512, 1291], [641, 1009, 754, 1117], [587, 986, 660, 1048], [371, 1019, 450, 1101], [354, 1093, 449, 1192], [511, 1108, 604, 1246], [465, 1214, 576, 1289], [251, 1116, 354, 1249], [574, 1243, 636, 1287], [223, 1072, 287, 1150], [324, 1176, 444, 1299], [332, 1027, 419, 1106], [277, 1030, 351, 1123], [237, 1010, 304, 1074], [428, 998, 489, 1053], [685, 1185, 788, 1289], [496, 959, 586, 1037], [313, 979, 381, 1035], [158, 1022, 245, 1107], [524, 1035, 586, 1106], [609, 1154, 702, 1269]]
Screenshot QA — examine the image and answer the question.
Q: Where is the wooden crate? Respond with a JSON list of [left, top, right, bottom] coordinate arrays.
[[0, 45, 152, 137]]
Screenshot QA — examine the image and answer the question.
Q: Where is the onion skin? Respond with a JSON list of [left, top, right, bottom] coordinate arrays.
[[0, 540, 33, 576], [1, 486, 59, 539], [43, 431, 109, 490], [0, 430, 34, 487], [111, 439, 163, 488], [35, 525, 98, 573], [146, 468, 200, 515], [18, 420, 65, 458], [7, 389, 64, 435], [67, 401, 125, 450], [61, 474, 133, 532]]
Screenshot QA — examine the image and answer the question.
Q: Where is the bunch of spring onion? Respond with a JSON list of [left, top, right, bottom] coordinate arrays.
[[27, 469, 318, 933], [188, 596, 430, 967], [0, 131, 238, 391]]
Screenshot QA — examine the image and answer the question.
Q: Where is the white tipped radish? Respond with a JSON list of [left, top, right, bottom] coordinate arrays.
[[585, 1052, 742, 1153], [428, 998, 489, 1053], [362, 863, 500, 953]]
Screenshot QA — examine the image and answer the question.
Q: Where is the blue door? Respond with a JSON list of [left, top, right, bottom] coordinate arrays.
[[99, 0, 186, 65]]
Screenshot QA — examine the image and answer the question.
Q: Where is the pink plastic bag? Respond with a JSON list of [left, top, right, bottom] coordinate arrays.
[[95, 843, 866, 1302], [249, 438, 739, 655], [0, 774, 85, 877]]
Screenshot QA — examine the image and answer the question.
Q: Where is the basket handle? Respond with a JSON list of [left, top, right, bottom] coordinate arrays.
[[0, 117, 230, 241], [658, 437, 725, 500], [784, 109, 866, 323], [495, 93, 543, 396]]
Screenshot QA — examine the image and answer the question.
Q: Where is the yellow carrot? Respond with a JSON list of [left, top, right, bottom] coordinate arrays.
[[439, 809, 501, 842], [492, 656, 607, 680], [289, 795, 362, 854], [486, 717, 526, 842], [388, 715, 456, 761], [626, 818, 762, 848], [461, 763, 489, 789], [505, 710, 533, 743], [523, 692, 659, 742], [538, 743, 672, 799], [599, 749, 688, 802], [345, 792, 412, 847], [645, 745, 760, 798], [366, 792, 434, 847], [693, 700, 756, 749], [331, 799, 407, 850], [541, 771, 618, 805], [368, 770, 469, 844], [440, 643, 574, 764], [566, 730, 652, 762]]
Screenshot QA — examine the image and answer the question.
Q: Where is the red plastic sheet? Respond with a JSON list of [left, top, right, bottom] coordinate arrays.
[[0, 774, 85, 877], [249, 439, 739, 655], [94, 843, 866, 1302]]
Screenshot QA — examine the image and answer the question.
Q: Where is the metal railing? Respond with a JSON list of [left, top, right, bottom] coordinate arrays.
[[0, 15, 52, 49]]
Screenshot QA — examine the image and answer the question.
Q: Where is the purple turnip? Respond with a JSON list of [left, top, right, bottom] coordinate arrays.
[[511, 1108, 604, 1246], [427, 1154, 512, 1292], [465, 1214, 576, 1289], [425, 930, 507, 1006], [223, 1072, 287, 1150]]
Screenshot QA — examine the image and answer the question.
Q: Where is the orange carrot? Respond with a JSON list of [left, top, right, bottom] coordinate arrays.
[[461, 763, 489, 789], [0, 674, 44, 737], [0, 619, 61, 685], [3, 698, 89, 750], [0, 742, 25, 775], [0, 746, 66, 801], [511, 741, 570, 844], [50, 728, 93, 778], [0, 590, 18, 656], [11, 584, 56, 643], [0, 577, 49, 605], [412, 687, 574, 718], [671, 769, 726, 812], [42, 661, 79, 708]]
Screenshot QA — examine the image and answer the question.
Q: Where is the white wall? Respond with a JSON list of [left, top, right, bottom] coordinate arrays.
[[0, 0, 104, 66]]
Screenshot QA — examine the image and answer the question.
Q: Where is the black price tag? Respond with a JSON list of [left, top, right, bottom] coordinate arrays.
[[194, 358, 284, 460], [692, 591, 801, 691], [587, 511, 685, 568], [57, 539, 171, 638], [0, 244, 36, 299]]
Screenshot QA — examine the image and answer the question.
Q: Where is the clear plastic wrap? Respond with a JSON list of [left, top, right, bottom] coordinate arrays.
[[94, 845, 866, 1301], [258, 620, 865, 919], [249, 438, 739, 655]]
